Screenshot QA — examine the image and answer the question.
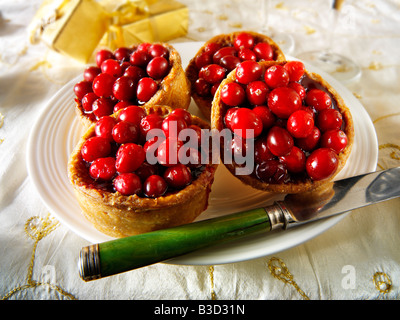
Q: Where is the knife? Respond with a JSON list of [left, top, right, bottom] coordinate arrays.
[[79, 166, 400, 281]]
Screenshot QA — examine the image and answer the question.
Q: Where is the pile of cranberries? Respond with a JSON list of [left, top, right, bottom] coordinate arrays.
[[73, 44, 172, 122], [193, 32, 276, 99], [220, 60, 349, 183], [80, 106, 206, 197]]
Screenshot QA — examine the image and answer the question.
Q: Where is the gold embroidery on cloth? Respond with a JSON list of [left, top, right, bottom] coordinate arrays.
[[373, 272, 392, 294], [267, 257, 310, 300], [1, 214, 77, 300], [208, 266, 217, 300]]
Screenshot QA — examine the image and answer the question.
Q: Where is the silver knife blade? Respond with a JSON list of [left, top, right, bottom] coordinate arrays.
[[270, 166, 400, 230]]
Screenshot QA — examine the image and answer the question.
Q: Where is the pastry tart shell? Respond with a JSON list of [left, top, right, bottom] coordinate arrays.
[[186, 31, 286, 120], [76, 43, 192, 129], [211, 60, 354, 194], [68, 105, 217, 238]]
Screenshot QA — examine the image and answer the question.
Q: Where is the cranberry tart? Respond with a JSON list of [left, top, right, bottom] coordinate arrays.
[[186, 31, 286, 120], [68, 105, 217, 237], [211, 60, 354, 194], [74, 43, 191, 128]]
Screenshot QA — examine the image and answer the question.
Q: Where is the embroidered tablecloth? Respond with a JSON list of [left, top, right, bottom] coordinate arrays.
[[1, 0, 399, 300]]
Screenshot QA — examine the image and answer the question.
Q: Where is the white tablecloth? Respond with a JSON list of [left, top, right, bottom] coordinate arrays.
[[1, 0, 400, 301]]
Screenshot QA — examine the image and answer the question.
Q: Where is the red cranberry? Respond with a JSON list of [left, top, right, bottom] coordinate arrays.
[[195, 52, 212, 69], [283, 61, 305, 82], [92, 73, 114, 98], [81, 92, 98, 112], [288, 82, 306, 100], [254, 136, 274, 163], [213, 47, 237, 64], [264, 65, 290, 88], [143, 175, 168, 197], [161, 114, 188, 139], [219, 55, 242, 72], [170, 108, 192, 126], [163, 164, 192, 189], [296, 126, 321, 151], [194, 78, 210, 96], [224, 107, 239, 130], [101, 59, 123, 77], [112, 76, 136, 101], [113, 173, 142, 196], [146, 56, 170, 79], [112, 120, 139, 144], [148, 44, 169, 59], [199, 64, 226, 84], [279, 146, 306, 173], [266, 126, 294, 156], [305, 89, 332, 111], [252, 106, 275, 130], [220, 82, 246, 106], [306, 148, 338, 181], [89, 157, 116, 180], [255, 160, 289, 183], [157, 137, 184, 167], [140, 113, 164, 138], [113, 101, 132, 113], [83, 66, 101, 82], [95, 116, 117, 141], [235, 60, 262, 84], [246, 81, 269, 105], [268, 87, 302, 119], [317, 108, 343, 132], [115, 143, 145, 173], [234, 32, 255, 50], [81, 136, 111, 162], [123, 65, 146, 82], [320, 129, 348, 153], [204, 42, 221, 55], [287, 109, 315, 138], [114, 47, 132, 61], [92, 98, 114, 119], [230, 108, 263, 139], [135, 162, 159, 181], [238, 48, 257, 61], [137, 77, 158, 102], [117, 106, 146, 126], [136, 42, 151, 52], [130, 50, 150, 67], [74, 81, 92, 100], [96, 49, 114, 67], [253, 42, 274, 61]]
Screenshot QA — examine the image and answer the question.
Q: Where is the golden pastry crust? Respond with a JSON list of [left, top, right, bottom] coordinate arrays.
[[186, 31, 286, 120], [68, 105, 217, 237], [211, 60, 354, 194], [76, 43, 192, 129]]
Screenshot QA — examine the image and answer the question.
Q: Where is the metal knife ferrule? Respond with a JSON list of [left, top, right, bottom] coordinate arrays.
[[265, 201, 296, 231], [79, 243, 101, 281]]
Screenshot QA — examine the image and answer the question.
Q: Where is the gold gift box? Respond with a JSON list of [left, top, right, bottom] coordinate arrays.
[[29, 0, 188, 63]]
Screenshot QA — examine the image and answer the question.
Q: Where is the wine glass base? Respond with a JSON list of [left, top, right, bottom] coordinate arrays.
[[297, 51, 362, 85], [270, 32, 295, 56]]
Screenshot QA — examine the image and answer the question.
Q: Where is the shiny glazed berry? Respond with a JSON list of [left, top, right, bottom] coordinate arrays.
[[161, 114, 188, 138], [213, 47, 237, 64], [268, 87, 302, 119], [230, 108, 263, 139], [101, 59, 123, 77], [252, 106, 275, 130], [288, 82, 306, 100], [199, 64, 226, 84], [115, 143, 145, 173], [143, 175, 168, 197], [238, 48, 257, 61], [246, 81, 269, 105], [264, 65, 290, 88], [136, 77, 158, 102], [123, 65, 146, 82], [220, 82, 245, 106], [235, 60, 262, 84], [296, 126, 321, 151], [306, 148, 338, 181], [283, 61, 305, 82], [224, 107, 239, 130], [96, 49, 114, 67], [157, 137, 184, 167], [92, 73, 114, 98], [219, 55, 242, 71], [320, 129, 348, 153], [81, 92, 98, 112], [194, 78, 210, 96], [163, 164, 192, 189], [253, 42, 274, 61], [234, 32, 255, 50], [113, 173, 142, 196], [112, 76, 136, 101], [81, 136, 111, 162], [114, 47, 132, 61], [266, 126, 294, 156], [83, 66, 101, 82], [305, 89, 332, 111], [255, 160, 289, 183], [254, 136, 274, 163], [117, 106, 146, 126], [140, 113, 163, 138], [89, 157, 116, 180], [112, 120, 139, 144], [130, 50, 150, 67], [146, 57, 169, 79], [317, 108, 343, 132], [148, 44, 169, 59], [195, 52, 212, 69], [92, 98, 114, 119], [74, 81, 92, 100], [286, 109, 315, 138], [279, 146, 306, 173], [113, 101, 132, 113], [170, 108, 192, 126], [95, 116, 117, 141]]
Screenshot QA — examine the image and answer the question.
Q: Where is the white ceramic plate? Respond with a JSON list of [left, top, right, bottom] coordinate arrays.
[[27, 42, 378, 266]]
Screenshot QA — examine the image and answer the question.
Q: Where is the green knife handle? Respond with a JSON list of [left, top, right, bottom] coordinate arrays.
[[79, 205, 280, 281]]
